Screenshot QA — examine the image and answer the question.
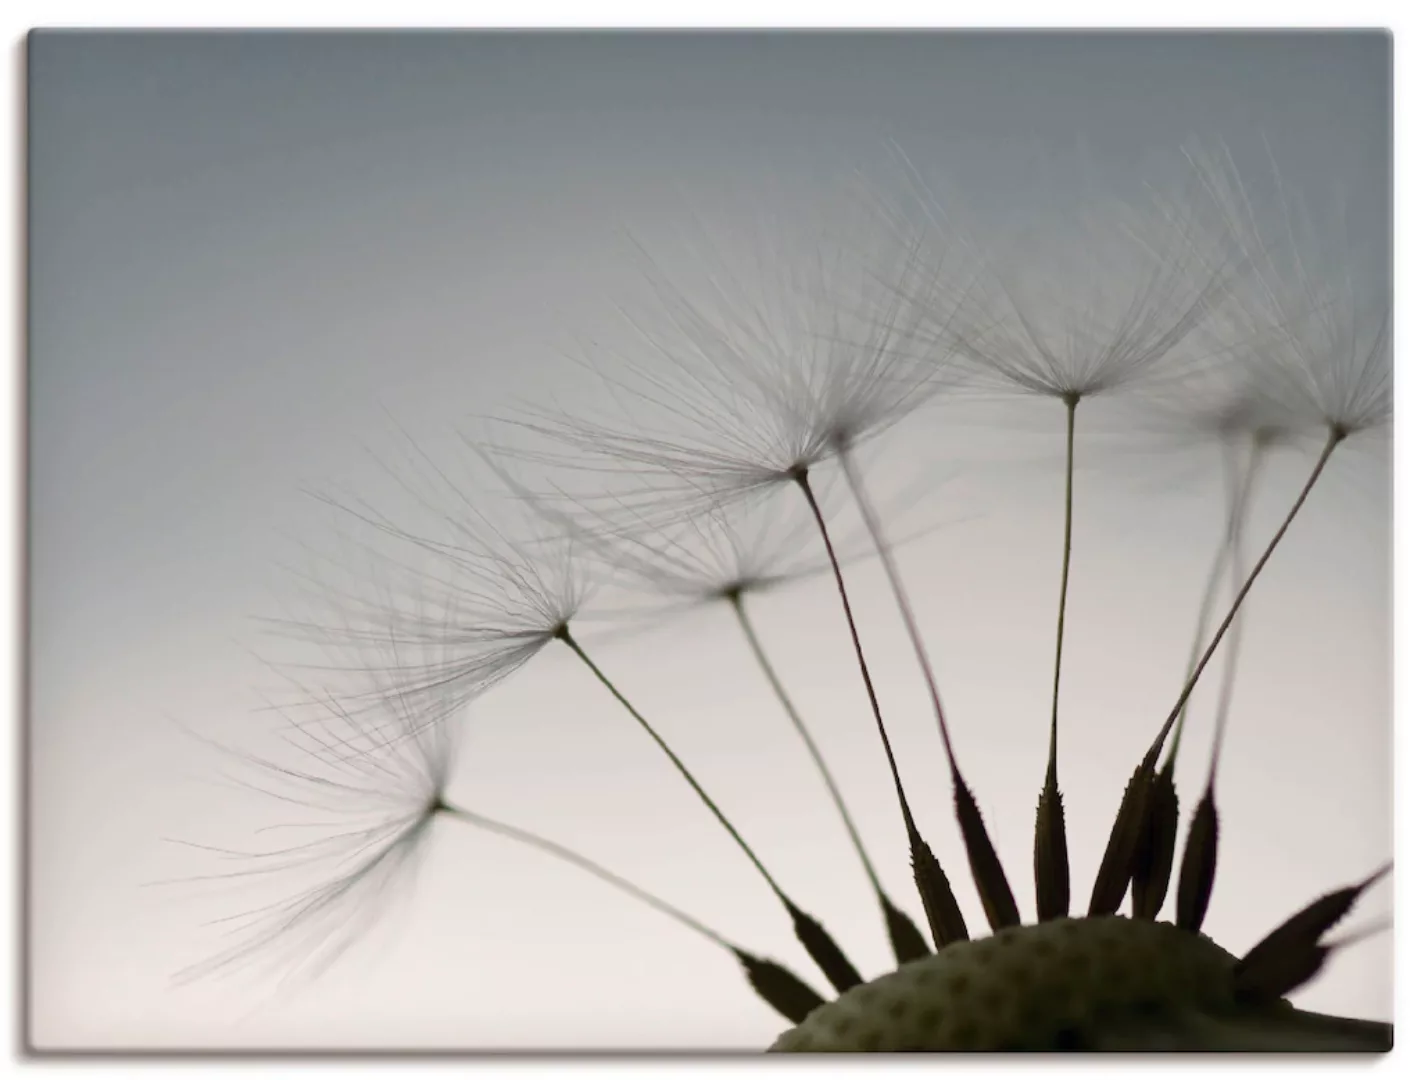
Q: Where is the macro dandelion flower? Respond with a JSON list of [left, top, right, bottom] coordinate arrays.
[[190, 139, 1389, 1053]]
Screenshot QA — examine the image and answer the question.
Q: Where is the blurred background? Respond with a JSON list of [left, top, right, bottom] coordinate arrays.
[[28, 31, 1391, 1049]]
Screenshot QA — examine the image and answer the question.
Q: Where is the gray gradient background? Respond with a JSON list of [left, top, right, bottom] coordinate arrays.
[[28, 31, 1391, 1049]]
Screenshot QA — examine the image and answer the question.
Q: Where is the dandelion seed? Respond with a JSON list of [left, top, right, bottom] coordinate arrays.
[[298, 435, 871, 993], [1184, 142, 1393, 443], [266, 427, 596, 737], [791, 465, 969, 948], [485, 187, 978, 949], [1091, 148, 1393, 922], [833, 445, 1020, 933], [1133, 389, 1287, 920], [530, 488, 936, 962], [431, 803, 827, 1024], [882, 148, 1245, 926], [1171, 434, 1265, 932], [490, 185, 957, 529], [550, 623, 865, 993], [170, 668, 454, 985], [176, 655, 827, 1023]]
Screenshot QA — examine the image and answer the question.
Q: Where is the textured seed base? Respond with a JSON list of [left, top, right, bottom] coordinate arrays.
[[769, 916, 1241, 1052]]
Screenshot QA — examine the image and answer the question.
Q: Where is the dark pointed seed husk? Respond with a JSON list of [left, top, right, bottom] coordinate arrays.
[[1234, 865, 1392, 1003], [784, 899, 862, 993], [1034, 758, 1071, 922], [909, 821, 968, 948], [878, 889, 931, 963], [1088, 755, 1159, 916], [953, 767, 1021, 930], [1132, 764, 1180, 921], [733, 949, 826, 1023], [1237, 943, 1331, 1003], [1175, 786, 1220, 934]]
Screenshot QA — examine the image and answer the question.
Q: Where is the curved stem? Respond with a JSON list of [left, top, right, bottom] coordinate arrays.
[[1149, 430, 1340, 761], [805, 461, 989, 937], [793, 471, 915, 826], [1167, 436, 1260, 768], [558, 628, 788, 903], [1204, 437, 1267, 784], [1047, 396, 1078, 777], [436, 801, 730, 948], [728, 591, 884, 896], [835, 449, 958, 769]]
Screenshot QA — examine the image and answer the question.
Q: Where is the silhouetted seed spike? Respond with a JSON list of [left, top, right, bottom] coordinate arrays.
[[1131, 763, 1179, 921], [1175, 787, 1220, 934], [1033, 758, 1070, 922], [949, 769, 1020, 930], [878, 889, 931, 964], [733, 949, 826, 1024], [1088, 756, 1159, 916], [1237, 942, 1332, 1003], [909, 825, 968, 948], [784, 900, 863, 993], [1234, 865, 1392, 1001]]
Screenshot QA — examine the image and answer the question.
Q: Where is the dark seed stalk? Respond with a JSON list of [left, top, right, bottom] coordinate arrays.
[[1137, 435, 1266, 920], [835, 448, 1020, 932], [1093, 429, 1342, 917], [1037, 394, 1078, 922], [434, 802, 823, 1022], [794, 468, 968, 947], [557, 626, 863, 991], [729, 590, 929, 963]]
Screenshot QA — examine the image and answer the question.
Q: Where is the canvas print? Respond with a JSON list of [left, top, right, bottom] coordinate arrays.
[[26, 29, 1392, 1052]]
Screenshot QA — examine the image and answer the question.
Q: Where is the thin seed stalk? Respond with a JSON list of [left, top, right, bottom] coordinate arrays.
[[558, 628, 785, 896], [432, 802, 827, 1023], [1155, 429, 1340, 756], [1047, 395, 1079, 767], [1093, 429, 1342, 917], [1137, 436, 1264, 920], [794, 469, 968, 947], [835, 447, 1020, 931], [558, 626, 863, 991], [1166, 436, 1266, 770], [435, 801, 729, 947], [728, 591, 883, 897], [729, 592, 928, 962], [1174, 437, 1266, 934], [1204, 437, 1267, 784], [792, 470, 917, 836], [1036, 394, 1077, 921]]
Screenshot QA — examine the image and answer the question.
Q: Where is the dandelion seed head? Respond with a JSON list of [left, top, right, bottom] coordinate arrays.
[[271, 433, 599, 729], [881, 145, 1243, 408], [1186, 143, 1393, 443], [174, 666, 456, 987], [490, 186, 953, 527]]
